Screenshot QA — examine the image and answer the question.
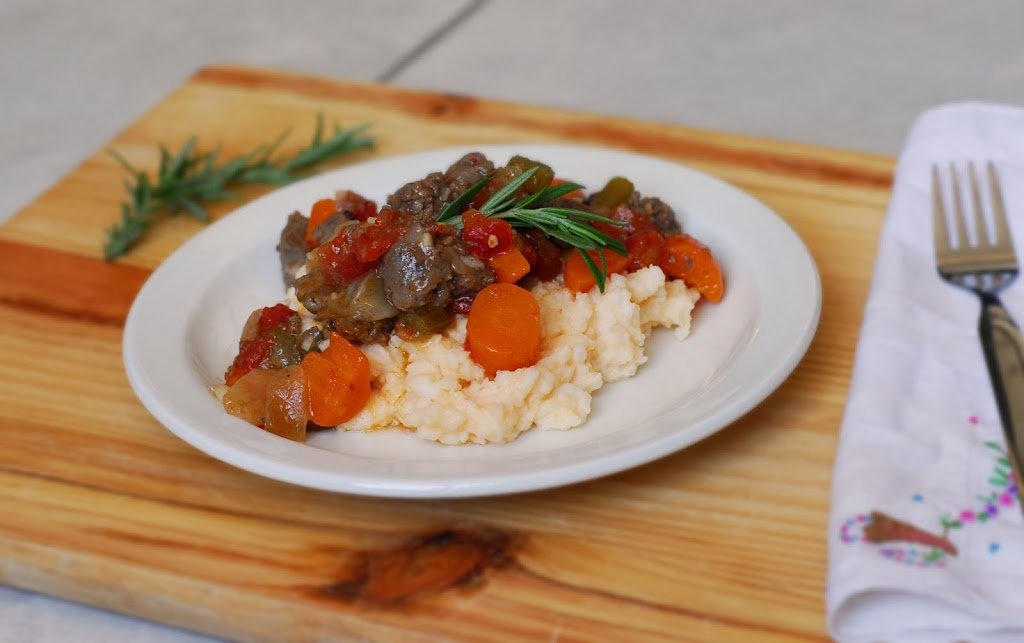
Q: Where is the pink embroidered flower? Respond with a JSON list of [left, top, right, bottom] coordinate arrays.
[[960, 510, 976, 522], [1000, 492, 1015, 506]]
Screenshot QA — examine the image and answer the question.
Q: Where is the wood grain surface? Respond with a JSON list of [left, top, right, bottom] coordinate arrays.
[[0, 64, 894, 641]]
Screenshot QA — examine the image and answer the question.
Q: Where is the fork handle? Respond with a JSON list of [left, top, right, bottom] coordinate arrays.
[[979, 292, 1024, 495]]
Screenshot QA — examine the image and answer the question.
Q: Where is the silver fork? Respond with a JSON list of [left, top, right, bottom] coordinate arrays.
[[933, 162, 1024, 504]]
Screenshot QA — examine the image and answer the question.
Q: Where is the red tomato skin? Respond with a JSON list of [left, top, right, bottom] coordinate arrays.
[[461, 209, 514, 258]]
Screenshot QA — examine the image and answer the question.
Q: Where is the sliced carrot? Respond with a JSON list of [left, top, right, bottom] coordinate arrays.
[[486, 247, 531, 283], [466, 283, 541, 375], [562, 248, 631, 294], [305, 198, 339, 249], [658, 234, 725, 302], [301, 332, 371, 426]]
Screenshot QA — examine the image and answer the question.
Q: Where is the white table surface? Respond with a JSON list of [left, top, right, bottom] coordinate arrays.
[[3, 1, 1024, 640]]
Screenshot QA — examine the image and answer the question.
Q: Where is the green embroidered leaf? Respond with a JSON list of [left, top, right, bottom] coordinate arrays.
[[985, 441, 1006, 453]]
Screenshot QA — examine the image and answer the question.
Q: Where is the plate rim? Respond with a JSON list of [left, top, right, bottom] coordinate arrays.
[[123, 143, 822, 498]]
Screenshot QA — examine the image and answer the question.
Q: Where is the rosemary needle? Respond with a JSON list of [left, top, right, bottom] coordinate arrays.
[[103, 117, 374, 260]]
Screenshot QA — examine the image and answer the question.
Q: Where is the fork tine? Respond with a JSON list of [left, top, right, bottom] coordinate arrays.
[[988, 162, 1014, 252], [932, 164, 954, 256], [968, 162, 992, 247], [949, 163, 971, 248]]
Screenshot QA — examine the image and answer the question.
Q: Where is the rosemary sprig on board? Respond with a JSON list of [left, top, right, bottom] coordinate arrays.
[[436, 166, 627, 291], [103, 117, 374, 260]]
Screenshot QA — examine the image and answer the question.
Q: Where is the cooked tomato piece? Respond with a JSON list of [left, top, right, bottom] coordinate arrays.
[[461, 208, 514, 258], [315, 228, 369, 284], [315, 209, 405, 285], [353, 222, 402, 263], [225, 335, 274, 386], [257, 303, 299, 335]]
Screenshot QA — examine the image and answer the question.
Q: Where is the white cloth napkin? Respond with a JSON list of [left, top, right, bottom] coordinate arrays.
[[828, 102, 1024, 643]]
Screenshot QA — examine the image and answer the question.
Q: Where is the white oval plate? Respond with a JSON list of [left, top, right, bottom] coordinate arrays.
[[124, 144, 820, 498]]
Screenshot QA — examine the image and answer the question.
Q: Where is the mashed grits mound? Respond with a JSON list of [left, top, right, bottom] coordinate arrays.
[[336, 265, 699, 444]]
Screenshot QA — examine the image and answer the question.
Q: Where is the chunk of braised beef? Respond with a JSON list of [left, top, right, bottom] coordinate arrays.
[[297, 270, 398, 344], [276, 211, 309, 287], [439, 235, 494, 297], [444, 152, 495, 197], [627, 192, 681, 236], [385, 153, 494, 223], [386, 172, 450, 221], [325, 316, 396, 345], [377, 223, 454, 311]]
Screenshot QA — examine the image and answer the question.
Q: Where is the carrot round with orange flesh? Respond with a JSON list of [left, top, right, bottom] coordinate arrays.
[[486, 247, 531, 283], [466, 283, 542, 375], [563, 248, 631, 294], [658, 234, 725, 302], [301, 332, 371, 425]]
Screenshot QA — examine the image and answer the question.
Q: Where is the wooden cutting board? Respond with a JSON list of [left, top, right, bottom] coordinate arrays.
[[0, 64, 894, 641]]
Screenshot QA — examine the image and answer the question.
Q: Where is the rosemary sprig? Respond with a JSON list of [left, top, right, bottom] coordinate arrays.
[[103, 117, 375, 260], [436, 165, 627, 291]]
